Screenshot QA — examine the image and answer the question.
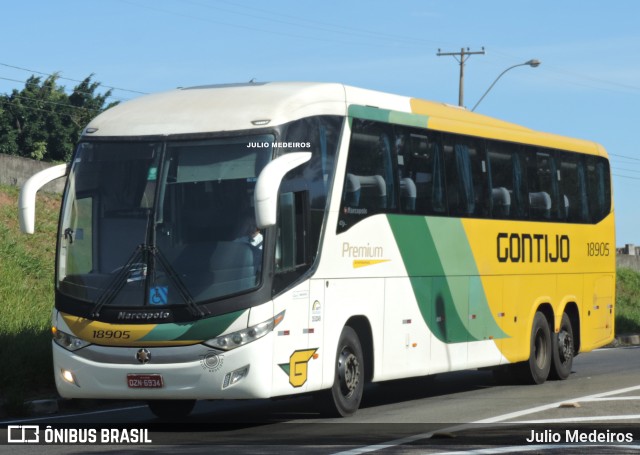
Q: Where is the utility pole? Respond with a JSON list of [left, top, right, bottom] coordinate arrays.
[[437, 47, 485, 107]]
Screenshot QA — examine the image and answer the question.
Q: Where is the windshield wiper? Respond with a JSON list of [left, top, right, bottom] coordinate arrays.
[[90, 244, 145, 319], [89, 244, 208, 320], [149, 244, 208, 318]]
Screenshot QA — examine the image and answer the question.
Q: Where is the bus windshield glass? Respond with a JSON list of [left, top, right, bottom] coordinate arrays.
[[57, 135, 273, 309]]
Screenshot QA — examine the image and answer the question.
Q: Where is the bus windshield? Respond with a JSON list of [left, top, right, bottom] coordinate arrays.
[[57, 135, 273, 310]]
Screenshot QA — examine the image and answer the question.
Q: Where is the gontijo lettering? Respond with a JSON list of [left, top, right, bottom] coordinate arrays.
[[497, 233, 570, 263]]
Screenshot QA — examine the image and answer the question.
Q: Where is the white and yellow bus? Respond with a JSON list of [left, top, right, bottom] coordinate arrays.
[[19, 82, 615, 418]]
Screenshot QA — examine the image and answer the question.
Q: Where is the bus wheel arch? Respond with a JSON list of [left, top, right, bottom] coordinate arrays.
[[345, 316, 374, 383], [316, 317, 372, 417], [564, 302, 581, 355]]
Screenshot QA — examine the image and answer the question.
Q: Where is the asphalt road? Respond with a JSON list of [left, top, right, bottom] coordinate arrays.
[[2, 346, 640, 454]]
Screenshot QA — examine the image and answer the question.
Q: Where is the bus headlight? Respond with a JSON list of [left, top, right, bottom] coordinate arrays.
[[204, 311, 284, 351], [52, 327, 91, 351]]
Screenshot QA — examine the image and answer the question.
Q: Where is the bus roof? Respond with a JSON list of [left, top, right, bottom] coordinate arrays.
[[84, 81, 606, 158]]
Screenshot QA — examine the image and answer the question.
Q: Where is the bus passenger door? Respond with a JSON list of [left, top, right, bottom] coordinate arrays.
[[270, 191, 315, 396]]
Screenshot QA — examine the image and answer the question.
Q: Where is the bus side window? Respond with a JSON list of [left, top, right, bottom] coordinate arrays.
[[338, 119, 396, 232], [528, 149, 560, 221], [443, 134, 486, 217], [65, 195, 94, 275], [486, 142, 513, 219], [396, 129, 445, 216], [275, 191, 309, 273], [273, 190, 310, 294], [558, 152, 589, 223], [393, 131, 416, 213], [511, 150, 528, 219], [586, 156, 611, 223], [485, 142, 527, 220]]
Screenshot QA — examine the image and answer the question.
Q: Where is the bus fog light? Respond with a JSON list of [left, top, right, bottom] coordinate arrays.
[[223, 365, 250, 389], [61, 369, 79, 387]]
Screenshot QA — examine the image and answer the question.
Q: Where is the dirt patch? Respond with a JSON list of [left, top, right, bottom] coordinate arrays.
[[0, 192, 14, 208]]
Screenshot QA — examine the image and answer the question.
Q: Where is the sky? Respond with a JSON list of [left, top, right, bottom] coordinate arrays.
[[2, 0, 640, 245]]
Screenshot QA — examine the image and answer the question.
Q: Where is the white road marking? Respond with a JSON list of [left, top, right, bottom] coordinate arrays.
[[579, 396, 640, 402], [475, 384, 640, 424], [518, 414, 640, 424], [332, 384, 640, 454], [431, 444, 640, 455], [0, 405, 148, 425]]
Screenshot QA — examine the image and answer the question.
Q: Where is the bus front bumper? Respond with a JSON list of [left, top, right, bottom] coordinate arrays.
[[52, 336, 274, 400]]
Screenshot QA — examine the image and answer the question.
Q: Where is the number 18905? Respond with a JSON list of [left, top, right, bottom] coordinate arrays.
[[587, 242, 610, 257]]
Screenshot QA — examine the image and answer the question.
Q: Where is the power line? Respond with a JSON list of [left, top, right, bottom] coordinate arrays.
[[0, 62, 147, 96], [612, 166, 640, 175], [0, 98, 94, 120], [4, 94, 102, 113], [489, 49, 640, 97], [120, 0, 436, 50], [0, 76, 26, 84], [613, 173, 640, 182], [610, 152, 640, 162], [0, 72, 130, 102], [119, 0, 375, 47], [184, 0, 444, 47], [1, 74, 129, 102]]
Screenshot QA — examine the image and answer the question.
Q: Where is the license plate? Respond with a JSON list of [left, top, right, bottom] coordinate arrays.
[[127, 374, 164, 388]]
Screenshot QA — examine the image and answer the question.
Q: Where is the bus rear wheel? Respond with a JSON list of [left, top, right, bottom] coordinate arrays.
[[147, 399, 196, 420], [317, 326, 364, 417], [517, 311, 552, 384], [550, 313, 574, 380]]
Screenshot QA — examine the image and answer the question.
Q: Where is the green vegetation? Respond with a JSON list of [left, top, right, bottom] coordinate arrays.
[[0, 75, 116, 161], [0, 72, 111, 414], [0, 185, 60, 415], [616, 267, 640, 334], [0, 182, 640, 415]]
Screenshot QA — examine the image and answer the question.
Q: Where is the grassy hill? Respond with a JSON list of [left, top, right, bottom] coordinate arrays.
[[0, 183, 639, 415], [0, 184, 60, 414]]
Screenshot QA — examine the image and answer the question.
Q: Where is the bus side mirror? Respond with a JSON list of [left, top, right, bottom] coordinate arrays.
[[254, 152, 311, 228], [19, 163, 68, 234]]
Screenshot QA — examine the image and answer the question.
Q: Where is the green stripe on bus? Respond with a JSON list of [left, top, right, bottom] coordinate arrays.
[[348, 105, 429, 128], [387, 215, 506, 343], [426, 218, 507, 341], [140, 309, 246, 342]]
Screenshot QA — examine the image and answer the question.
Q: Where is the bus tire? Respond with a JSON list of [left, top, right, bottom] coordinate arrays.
[[517, 311, 552, 384], [319, 326, 364, 417], [148, 399, 196, 419], [550, 313, 574, 380]]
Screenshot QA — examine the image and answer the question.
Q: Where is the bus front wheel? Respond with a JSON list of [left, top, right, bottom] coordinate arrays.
[[318, 326, 364, 417], [517, 311, 552, 384]]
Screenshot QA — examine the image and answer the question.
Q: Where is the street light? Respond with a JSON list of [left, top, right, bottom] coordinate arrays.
[[471, 59, 540, 112]]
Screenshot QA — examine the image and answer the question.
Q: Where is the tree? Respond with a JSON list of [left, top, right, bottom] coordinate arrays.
[[0, 74, 118, 162]]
